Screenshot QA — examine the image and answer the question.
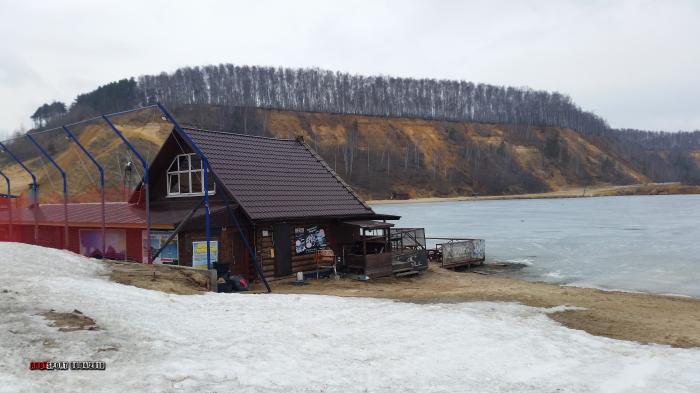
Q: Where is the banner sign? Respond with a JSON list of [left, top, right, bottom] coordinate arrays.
[[441, 239, 485, 264], [144, 230, 178, 264], [80, 229, 127, 260], [192, 240, 218, 269], [294, 226, 327, 254]]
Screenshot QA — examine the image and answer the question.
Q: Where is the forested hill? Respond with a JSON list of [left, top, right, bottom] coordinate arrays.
[[22, 64, 700, 198]]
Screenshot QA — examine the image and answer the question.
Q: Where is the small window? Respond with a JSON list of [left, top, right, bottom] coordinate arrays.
[[178, 155, 189, 171], [166, 153, 215, 197], [362, 228, 385, 237], [179, 173, 190, 193], [191, 170, 202, 192], [191, 155, 202, 169], [168, 173, 179, 194]]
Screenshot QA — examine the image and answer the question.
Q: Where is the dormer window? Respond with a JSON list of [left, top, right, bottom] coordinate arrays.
[[167, 153, 215, 197]]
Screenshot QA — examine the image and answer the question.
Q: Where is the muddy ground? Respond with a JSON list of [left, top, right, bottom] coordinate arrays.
[[106, 261, 211, 295], [41, 309, 99, 332]]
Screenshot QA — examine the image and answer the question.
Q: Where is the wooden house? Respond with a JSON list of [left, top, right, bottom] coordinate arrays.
[[130, 126, 400, 282], [0, 126, 400, 285]]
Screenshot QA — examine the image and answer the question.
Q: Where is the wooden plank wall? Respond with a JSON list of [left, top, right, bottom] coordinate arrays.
[[178, 228, 226, 267], [256, 221, 336, 281], [256, 226, 276, 279]]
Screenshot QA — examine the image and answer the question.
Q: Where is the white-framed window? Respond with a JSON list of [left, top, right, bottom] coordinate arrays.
[[362, 228, 385, 237], [167, 153, 215, 197]]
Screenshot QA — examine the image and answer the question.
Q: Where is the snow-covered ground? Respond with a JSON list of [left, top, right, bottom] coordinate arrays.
[[1, 243, 699, 393]]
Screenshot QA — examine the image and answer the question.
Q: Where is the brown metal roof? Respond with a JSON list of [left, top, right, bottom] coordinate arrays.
[[182, 128, 376, 221], [0, 203, 161, 228], [341, 220, 395, 229], [0, 202, 223, 229]]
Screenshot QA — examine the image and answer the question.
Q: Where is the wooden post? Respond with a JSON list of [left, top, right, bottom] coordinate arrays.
[[208, 269, 218, 293], [363, 229, 367, 255]]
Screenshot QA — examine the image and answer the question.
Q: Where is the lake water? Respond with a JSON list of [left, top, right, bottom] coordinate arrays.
[[373, 195, 700, 297]]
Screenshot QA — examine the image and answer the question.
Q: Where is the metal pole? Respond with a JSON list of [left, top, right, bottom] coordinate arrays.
[[26, 134, 69, 249], [0, 170, 12, 240], [0, 142, 38, 244], [157, 103, 212, 270], [157, 103, 270, 290], [102, 115, 152, 264], [19, 105, 160, 140], [225, 204, 271, 292], [152, 199, 204, 260], [62, 125, 106, 258]]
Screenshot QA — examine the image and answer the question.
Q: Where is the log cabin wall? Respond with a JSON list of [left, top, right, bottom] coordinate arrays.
[[255, 219, 341, 281], [178, 226, 252, 278], [256, 226, 275, 279], [178, 227, 223, 267]]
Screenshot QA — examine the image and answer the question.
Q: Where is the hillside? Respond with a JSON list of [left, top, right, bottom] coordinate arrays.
[[175, 105, 657, 199], [5, 105, 697, 203], [9, 63, 700, 201], [0, 110, 172, 203]]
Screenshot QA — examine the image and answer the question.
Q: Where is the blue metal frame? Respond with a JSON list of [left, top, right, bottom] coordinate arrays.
[[224, 203, 271, 292], [102, 115, 152, 263], [0, 142, 37, 201], [156, 103, 270, 291], [157, 103, 212, 269], [0, 170, 9, 194], [26, 134, 69, 248], [0, 104, 272, 291], [0, 142, 38, 243], [20, 105, 160, 140], [62, 125, 106, 257], [0, 170, 13, 239]]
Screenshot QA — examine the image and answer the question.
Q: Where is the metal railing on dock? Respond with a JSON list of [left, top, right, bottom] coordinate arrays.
[[426, 237, 486, 269]]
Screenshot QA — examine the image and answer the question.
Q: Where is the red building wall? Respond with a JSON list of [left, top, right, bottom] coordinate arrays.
[[2, 224, 144, 262]]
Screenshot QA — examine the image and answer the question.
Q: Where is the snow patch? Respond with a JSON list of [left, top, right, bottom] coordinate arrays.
[[542, 305, 588, 314], [1, 243, 699, 392], [505, 257, 535, 266], [543, 270, 565, 279]]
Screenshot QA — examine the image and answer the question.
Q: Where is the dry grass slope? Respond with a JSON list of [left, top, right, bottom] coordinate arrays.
[[5, 106, 698, 201]]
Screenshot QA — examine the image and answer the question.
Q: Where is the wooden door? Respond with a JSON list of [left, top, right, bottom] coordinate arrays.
[[273, 223, 292, 277], [230, 231, 250, 278]]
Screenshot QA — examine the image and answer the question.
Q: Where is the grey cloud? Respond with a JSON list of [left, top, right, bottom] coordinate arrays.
[[0, 0, 698, 137]]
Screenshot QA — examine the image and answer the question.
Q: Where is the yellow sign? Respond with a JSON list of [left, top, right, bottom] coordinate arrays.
[[194, 243, 215, 253], [192, 240, 218, 269]]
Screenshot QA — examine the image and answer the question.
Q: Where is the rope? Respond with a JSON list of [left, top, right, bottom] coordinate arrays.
[[37, 155, 56, 193], [71, 143, 95, 184]]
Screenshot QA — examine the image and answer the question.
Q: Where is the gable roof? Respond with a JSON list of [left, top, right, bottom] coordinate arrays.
[[181, 127, 377, 221]]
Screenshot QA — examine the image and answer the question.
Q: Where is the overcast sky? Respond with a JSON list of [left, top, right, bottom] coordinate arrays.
[[0, 0, 698, 138]]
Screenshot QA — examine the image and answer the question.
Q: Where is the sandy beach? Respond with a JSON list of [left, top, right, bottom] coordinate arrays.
[[105, 258, 700, 349], [368, 182, 700, 204], [272, 265, 700, 348]]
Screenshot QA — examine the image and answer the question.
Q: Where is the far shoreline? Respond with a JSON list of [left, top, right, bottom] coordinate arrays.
[[367, 182, 700, 205]]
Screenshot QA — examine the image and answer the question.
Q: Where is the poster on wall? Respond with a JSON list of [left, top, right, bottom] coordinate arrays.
[[79, 229, 127, 260], [294, 226, 327, 254], [192, 241, 218, 269], [142, 231, 178, 264]]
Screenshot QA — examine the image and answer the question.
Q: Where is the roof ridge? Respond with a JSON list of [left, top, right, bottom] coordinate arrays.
[[295, 138, 374, 213], [182, 126, 297, 142]]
